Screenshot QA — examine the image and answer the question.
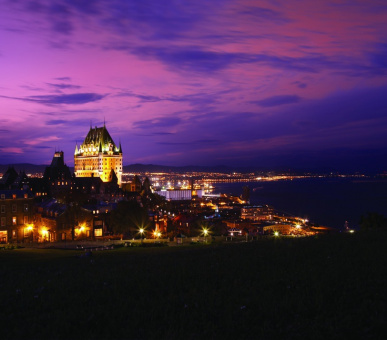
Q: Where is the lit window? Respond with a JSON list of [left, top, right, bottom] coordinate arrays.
[[24, 204, 28, 212], [12, 217, 17, 225], [94, 228, 102, 237]]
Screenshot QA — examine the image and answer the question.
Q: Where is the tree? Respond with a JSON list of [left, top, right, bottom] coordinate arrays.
[[360, 212, 387, 230], [108, 200, 150, 237]]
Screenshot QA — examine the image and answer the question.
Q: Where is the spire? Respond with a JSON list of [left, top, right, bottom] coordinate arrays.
[[119, 139, 122, 153], [74, 143, 78, 155], [110, 168, 118, 183]]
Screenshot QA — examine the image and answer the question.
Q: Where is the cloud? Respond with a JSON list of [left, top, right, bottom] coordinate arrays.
[[55, 77, 72, 81], [126, 46, 352, 75], [369, 43, 387, 70], [152, 132, 174, 135], [52, 20, 73, 35], [115, 90, 218, 107], [23, 136, 61, 146], [253, 95, 301, 107], [0, 147, 24, 154], [20, 85, 45, 91], [158, 139, 219, 146], [0, 93, 105, 105], [292, 81, 307, 89], [238, 6, 291, 24], [46, 120, 68, 125], [46, 83, 82, 90], [133, 117, 181, 130], [116, 91, 161, 102], [129, 46, 258, 73], [35, 146, 52, 149]]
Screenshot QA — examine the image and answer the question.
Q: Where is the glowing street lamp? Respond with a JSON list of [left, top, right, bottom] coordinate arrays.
[[139, 227, 145, 244], [24, 224, 34, 242], [153, 230, 161, 243], [203, 228, 209, 243], [274, 231, 279, 237], [41, 228, 49, 242]]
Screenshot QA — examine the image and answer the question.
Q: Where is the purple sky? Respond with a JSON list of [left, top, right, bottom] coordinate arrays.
[[1, 0, 387, 172]]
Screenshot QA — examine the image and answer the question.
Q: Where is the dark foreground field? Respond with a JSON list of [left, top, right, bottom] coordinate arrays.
[[0, 231, 385, 339]]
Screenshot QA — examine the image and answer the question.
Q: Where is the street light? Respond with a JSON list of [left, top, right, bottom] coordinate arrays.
[[203, 228, 209, 243], [139, 227, 145, 244], [25, 224, 34, 242], [153, 230, 161, 243]]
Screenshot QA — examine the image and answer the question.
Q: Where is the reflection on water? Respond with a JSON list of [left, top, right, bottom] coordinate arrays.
[[213, 178, 387, 229]]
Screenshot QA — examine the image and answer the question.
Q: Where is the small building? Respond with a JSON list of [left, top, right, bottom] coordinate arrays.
[[35, 199, 94, 242], [156, 189, 203, 200], [241, 205, 273, 221], [0, 189, 35, 243]]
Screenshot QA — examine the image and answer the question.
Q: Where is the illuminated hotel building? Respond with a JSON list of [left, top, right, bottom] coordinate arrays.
[[74, 124, 123, 185]]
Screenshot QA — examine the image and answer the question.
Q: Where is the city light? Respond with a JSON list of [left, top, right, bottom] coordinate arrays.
[[274, 231, 279, 237], [25, 224, 34, 232]]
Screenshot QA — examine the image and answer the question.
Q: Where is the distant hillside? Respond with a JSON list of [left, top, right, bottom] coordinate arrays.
[[0, 163, 48, 174], [123, 163, 259, 174], [0, 163, 357, 176], [1, 163, 250, 175]]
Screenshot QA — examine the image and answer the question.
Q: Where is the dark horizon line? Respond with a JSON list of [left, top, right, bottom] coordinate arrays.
[[0, 162, 385, 175]]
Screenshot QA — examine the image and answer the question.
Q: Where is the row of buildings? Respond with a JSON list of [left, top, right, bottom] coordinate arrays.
[[0, 124, 141, 243], [1, 123, 322, 244]]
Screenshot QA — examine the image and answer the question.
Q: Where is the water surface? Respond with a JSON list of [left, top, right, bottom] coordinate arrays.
[[213, 178, 387, 228]]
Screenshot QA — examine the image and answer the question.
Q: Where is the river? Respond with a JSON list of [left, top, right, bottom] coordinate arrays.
[[212, 177, 387, 229]]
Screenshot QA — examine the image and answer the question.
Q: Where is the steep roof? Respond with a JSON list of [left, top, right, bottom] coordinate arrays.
[[83, 125, 117, 150], [0, 166, 18, 188]]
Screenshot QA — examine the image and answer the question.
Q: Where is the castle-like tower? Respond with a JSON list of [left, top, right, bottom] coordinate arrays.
[[74, 124, 122, 185]]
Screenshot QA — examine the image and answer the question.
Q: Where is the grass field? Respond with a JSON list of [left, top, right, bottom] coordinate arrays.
[[0, 231, 385, 339]]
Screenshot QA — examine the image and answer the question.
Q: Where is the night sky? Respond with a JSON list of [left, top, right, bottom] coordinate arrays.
[[1, 0, 387, 172]]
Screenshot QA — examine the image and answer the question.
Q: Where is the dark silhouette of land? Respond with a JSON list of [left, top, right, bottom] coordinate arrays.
[[0, 230, 385, 339]]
